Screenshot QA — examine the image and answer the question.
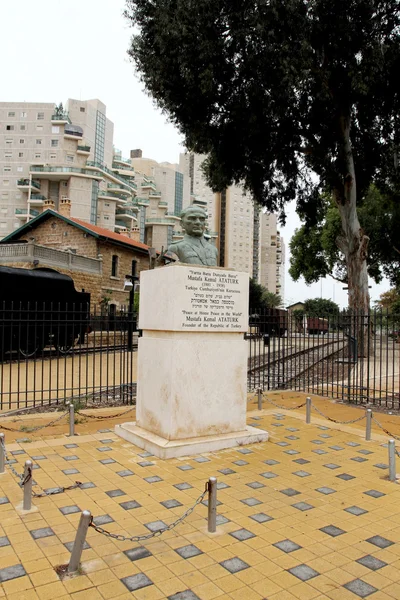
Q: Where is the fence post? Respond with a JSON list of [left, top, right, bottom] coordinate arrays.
[[0, 434, 5, 474], [388, 439, 396, 482], [365, 409, 372, 441], [69, 403, 75, 437], [68, 510, 92, 573], [207, 477, 217, 533], [306, 397, 311, 424], [257, 388, 263, 410], [23, 460, 33, 511]]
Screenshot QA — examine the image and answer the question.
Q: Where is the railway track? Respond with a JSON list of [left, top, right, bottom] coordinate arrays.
[[1, 341, 138, 364]]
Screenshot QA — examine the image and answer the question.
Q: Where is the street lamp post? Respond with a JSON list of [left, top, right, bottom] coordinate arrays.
[[126, 260, 139, 351]]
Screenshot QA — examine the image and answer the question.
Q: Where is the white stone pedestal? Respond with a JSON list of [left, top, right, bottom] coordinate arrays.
[[115, 264, 268, 458]]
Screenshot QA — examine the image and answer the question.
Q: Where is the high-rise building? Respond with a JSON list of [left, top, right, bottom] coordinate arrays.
[[259, 212, 285, 301]]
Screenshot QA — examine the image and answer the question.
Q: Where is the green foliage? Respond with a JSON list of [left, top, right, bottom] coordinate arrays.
[[292, 309, 305, 332], [303, 298, 340, 317], [262, 291, 282, 309], [249, 279, 281, 310]]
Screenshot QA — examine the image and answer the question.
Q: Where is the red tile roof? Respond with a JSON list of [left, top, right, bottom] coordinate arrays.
[[70, 217, 150, 252]]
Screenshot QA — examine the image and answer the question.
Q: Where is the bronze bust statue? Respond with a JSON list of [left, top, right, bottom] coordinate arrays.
[[168, 206, 218, 266]]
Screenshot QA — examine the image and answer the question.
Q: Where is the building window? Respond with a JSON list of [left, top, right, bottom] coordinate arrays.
[[80, 107, 85, 112], [18, 152, 24, 158], [36, 125, 43, 131], [7, 112, 15, 117], [50, 154, 57, 159], [66, 155, 74, 163], [19, 139, 25, 144], [4, 153, 12, 159], [20, 112, 27, 118], [51, 139, 58, 147], [104, 203, 110, 207], [36, 139, 42, 145], [34, 154, 41, 159], [61, 181, 68, 187], [111, 255, 119, 277], [20, 125, 25, 131], [104, 215, 109, 220], [6, 125, 14, 131], [52, 126, 60, 134], [3, 167, 11, 172], [17, 166, 23, 172], [5, 139, 12, 146], [37, 112, 44, 120]]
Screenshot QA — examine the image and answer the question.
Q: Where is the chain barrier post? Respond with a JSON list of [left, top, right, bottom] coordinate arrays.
[[365, 408, 372, 441], [257, 388, 263, 411], [23, 460, 33, 510], [68, 510, 92, 573], [69, 403, 75, 437], [207, 477, 217, 533], [0, 434, 5, 474], [388, 439, 396, 482], [306, 397, 311, 424]]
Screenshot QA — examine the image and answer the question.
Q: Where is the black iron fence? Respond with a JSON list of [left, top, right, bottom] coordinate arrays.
[[0, 303, 137, 411], [248, 309, 400, 409]]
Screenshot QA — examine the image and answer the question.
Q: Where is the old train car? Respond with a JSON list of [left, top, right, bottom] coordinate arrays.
[[0, 266, 90, 358], [249, 308, 288, 340], [307, 316, 329, 335]]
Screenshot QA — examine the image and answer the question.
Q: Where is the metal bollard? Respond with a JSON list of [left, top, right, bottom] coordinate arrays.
[[365, 409, 372, 441], [306, 397, 311, 424], [388, 439, 396, 482], [23, 460, 33, 511], [258, 388, 263, 411], [207, 477, 217, 533], [68, 510, 92, 573], [0, 433, 5, 474], [69, 403, 75, 437]]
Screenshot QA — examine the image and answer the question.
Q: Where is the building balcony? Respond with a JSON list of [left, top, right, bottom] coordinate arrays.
[[107, 183, 132, 196], [51, 112, 71, 125], [15, 208, 40, 219], [192, 197, 208, 207], [29, 194, 47, 205], [149, 191, 162, 199], [158, 201, 168, 207], [63, 124, 83, 140], [77, 145, 91, 155], [30, 165, 102, 182], [17, 178, 41, 192], [112, 155, 132, 167], [136, 197, 150, 206], [141, 182, 156, 191], [86, 161, 137, 191], [116, 208, 137, 222], [145, 218, 175, 226]]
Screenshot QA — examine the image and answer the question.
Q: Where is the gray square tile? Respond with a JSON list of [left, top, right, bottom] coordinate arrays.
[[62, 468, 80, 475], [280, 488, 300, 496], [100, 458, 116, 464], [64, 540, 90, 551], [144, 476, 163, 483], [220, 557, 250, 573], [241, 498, 262, 507], [345, 506, 368, 516], [273, 539, 301, 553], [286, 435, 299, 440], [98, 429, 112, 433], [138, 451, 153, 458], [292, 502, 314, 511], [193, 456, 210, 462], [0, 497, 10, 505], [60, 505, 80, 515], [118, 469, 135, 477], [105, 489, 125, 498], [336, 473, 355, 481], [277, 441, 289, 447], [311, 440, 324, 445], [217, 482, 230, 489], [161, 499, 183, 509], [120, 500, 141, 510], [93, 515, 114, 526], [216, 515, 230, 525], [352, 456, 368, 463], [175, 544, 203, 559], [177, 465, 193, 471], [64, 443, 78, 449], [313, 449, 327, 455], [63, 455, 78, 461], [250, 513, 273, 523], [11, 450, 25, 455], [316, 487, 336, 495], [358, 449, 373, 455], [293, 470, 311, 477], [219, 468, 236, 475], [79, 482, 96, 489], [230, 528, 256, 541], [30, 527, 55, 539], [374, 463, 388, 469], [237, 448, 253, 455], [124, 546, 152, 561], [100, 439, 114, 444], [364, 490, 385, 498], [0, 564, 27, 583], [174, 482, 192, 490], [0, 536, 10, 547], [324, 463, 341, 470], [356, 555, 387, 571], [201, 498, 222, 507], [168, 592, 201, 600], [271, 423, 283, 427], [366, 535, 394, 549], [145, 520, 167, 532], [288, 564, 319, 581], [343, 579, 377, 597], [284, 449, 300, 455], [347, 441, 360, 447], [233, 460, 248, 466], [318, 426, 329, 430], [286, 427, 299, 432], [121, 573, 153, 592], [319, 434, 331, 438], [320, 525, 346, 537], [31, 455, 47, 460], [329, 446, 344, 451], [247, 482, 265, 489], [260, 471, 278, 479], [97, 446, 112, 452], [264, 459, 279, 465], [293, 458, 310, 465]]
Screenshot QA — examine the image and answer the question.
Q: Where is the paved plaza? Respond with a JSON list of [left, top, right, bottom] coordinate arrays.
[[1, 394, 400, 599]]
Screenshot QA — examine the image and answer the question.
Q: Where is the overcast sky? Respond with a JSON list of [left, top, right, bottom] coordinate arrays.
[[1, 0, 390, 308]]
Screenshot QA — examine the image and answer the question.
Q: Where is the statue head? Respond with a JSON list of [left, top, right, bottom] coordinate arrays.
[[180, 206, 207, 238]]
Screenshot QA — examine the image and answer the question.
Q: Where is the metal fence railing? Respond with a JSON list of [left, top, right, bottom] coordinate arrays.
[[0, 303, 137, 411], [247, 309, 400, 409]]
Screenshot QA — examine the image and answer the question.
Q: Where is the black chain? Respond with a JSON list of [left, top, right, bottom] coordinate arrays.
[[76, 405, 136, 420], [0, 409, 68, 433]]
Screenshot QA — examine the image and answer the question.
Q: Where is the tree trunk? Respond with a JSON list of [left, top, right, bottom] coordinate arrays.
[[334, 115, 370, 356]]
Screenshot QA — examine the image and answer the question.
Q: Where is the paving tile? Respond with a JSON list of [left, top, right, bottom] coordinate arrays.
[[336, 473, 356, 480], [277, 441, 290, 447], [100, 439, 114, 443], [80, 482, 96, 489], [64, 540, 90, 551], [97, 446, 112, 452], [347, 441, 360, 446], [241, 497, 262, 506], [320, 525, 346, 537], [11, 449, 25, 455], [145, 520, 167, 532], [311, 440, 324, 445], [316, 487, 336, 495], [329, 445, 344, 451], [293, 470, 311, 477], [217, 481, 230, 489], [233, 460, 249, 466], [292, 502, 314, 511], [356, 555, 387, 571], [93, 514, 114, 526], [273, 539, 301, 553], [0, 536, 11, 547], [264, 459, 280, 465], [105, 489, 125, 498], [118, 469, 135, 477], [293, 458, 310, 465], [220, 557, 250, 573], [284, 449, 300, 455], [0, 497, 9, 505], [121, 573, 153, 592], [120, 500, 141, 510], [138, 461, 155, 467], [177, 464, 194, 471], [237, 448, 253, 455], [62, 468, 80, 475], [351, 456, 368, 463], [216, 515, 230, 525], [161, 499, 183, 509], [31, 455, 47, 460], [193, 456, 210, 462], [358, 449, 373, 455], [345, 506, 368, 516], [64, 443, 78, 449], [313, 449, 328, 455], [364, 489, 385, 498], [250, 513, 273, 523], [366, 535, 394, 549], [0, 564, 27, 583], [374, 463, 388, 469], [247, 481, 265, 489], [286, 435, 299, 440], [63, 455, 79, 461], [59, 505, 80, 515], [174, 482, 193, 490], [343, 579, 377, 597], [168, 592, 201, 600], [30, 527, 55, 539], [288, 564, 319, 581], [175, 545, 203, 559], [280, 488, 300, 496], [229, 528, 256, 541], [324, 463, 341, 469], [260, 471, 278, 479], [138, 451, 153, 458], [219, 468, 236, 475], [124, 547, 152, 561], [100, 458, 116, 464], [286, 427, 299, 432]]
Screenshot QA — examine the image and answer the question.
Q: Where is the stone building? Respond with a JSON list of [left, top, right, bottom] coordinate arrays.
[[0, 202, 151, 309]]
